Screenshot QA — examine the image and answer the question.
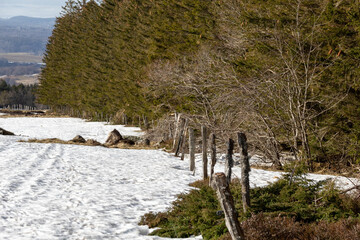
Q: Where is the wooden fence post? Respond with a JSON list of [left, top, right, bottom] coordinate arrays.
[[180, 120, 189, 160], [172, 113, 182, 151], [225, 138, 234, 185], [175, 118, 187, 157], [211, 173, 246, 240], [202, 125, 208, 179], [189, 128, 195, 172], [123, 114, 128, 125], [237, 132, 251, 212], [144, 116, 149, 129], [209, 133, 216, 186]]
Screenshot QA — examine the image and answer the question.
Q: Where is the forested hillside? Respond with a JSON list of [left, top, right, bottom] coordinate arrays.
[[39, 0, 360, 171], [0, 17, 54, 54]]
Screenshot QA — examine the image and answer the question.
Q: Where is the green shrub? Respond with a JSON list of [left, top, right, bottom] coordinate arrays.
[[140, 177, 360, 239]]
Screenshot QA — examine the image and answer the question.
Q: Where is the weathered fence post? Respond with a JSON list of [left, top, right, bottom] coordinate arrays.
[[180, 120, 189, 160], [189, 128, 195, 172], [144, 116, 149, 129], [175, 118, 186, 156], [225, 138, 234, 185], [172, 113, 182, 151], [237, 132, 251, 212], [123, 114, 128, 125], [211, 173, 246, 240], [209, 133, 216, 186], [202, 125, 208, 179]]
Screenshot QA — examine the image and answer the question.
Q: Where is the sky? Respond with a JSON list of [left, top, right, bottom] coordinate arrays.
[[0, 0, 67, 19]]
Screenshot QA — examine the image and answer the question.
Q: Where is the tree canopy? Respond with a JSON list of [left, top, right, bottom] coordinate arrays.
[[39, 0, 360, 169]]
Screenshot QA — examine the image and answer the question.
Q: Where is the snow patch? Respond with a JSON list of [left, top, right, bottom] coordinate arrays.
[[0, 117, 358, 239]]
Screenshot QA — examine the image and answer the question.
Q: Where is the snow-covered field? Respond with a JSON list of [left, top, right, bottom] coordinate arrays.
[[0, 117, 358, 240], [0, 117, 143, 142]]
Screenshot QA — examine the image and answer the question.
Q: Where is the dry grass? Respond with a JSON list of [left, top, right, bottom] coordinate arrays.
[[239, 213, 360, 240], [0, 110, 72, 118], [19, 138, 103, 147], [19, 138, 160, 150]]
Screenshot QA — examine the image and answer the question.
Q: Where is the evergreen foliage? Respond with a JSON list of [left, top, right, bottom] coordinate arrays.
[[39, 0, 214, 119], [140, 178, 360, 239], [39, 0, 360, 170], [0, 80, 37, 107]]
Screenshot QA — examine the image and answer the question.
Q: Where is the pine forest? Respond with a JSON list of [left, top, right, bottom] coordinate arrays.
[[39, 0, 360, 175]]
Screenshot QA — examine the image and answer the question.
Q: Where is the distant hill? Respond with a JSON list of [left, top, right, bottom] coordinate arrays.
[[0, 16, 55, 55], [0, 16, 55, 28]]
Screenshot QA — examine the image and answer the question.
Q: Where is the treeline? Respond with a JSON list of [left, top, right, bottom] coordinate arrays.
[[0, 80, 37, 107], [39, 0, 215, 117], [39, 0, 360, 170], [0, 16, 54, 55], [0, 26, 52, 55], [0, 59, 41, 76]]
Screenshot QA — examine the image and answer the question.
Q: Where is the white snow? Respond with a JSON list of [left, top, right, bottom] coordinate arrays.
[[0, 117, 143, 142], [0, 117, 358, 240]]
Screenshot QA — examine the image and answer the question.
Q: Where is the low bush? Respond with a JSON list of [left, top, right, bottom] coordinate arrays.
[[140, 177, 360, 239]]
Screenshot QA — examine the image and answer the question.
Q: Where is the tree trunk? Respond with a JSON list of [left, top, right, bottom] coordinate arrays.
[[211, 173, 246, 240], [237, 132, 250, 212]]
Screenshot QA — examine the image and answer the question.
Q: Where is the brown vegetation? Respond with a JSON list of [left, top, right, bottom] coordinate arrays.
[[20, 137, 157, 150], [20, 138, 102, 147], [237, 214, 360, 240]]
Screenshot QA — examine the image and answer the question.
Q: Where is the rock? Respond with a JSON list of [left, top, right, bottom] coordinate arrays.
[[86, 139, 102, 146], [105, 129, 123, 145], [0, 128, 15, 136], [71, 135, 86, 143]]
